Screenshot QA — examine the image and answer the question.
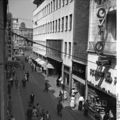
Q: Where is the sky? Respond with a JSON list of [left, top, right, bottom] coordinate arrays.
[[9, 0, 36, 27]]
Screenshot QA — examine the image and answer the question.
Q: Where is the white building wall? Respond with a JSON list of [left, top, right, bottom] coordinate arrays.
[[33, 0, 74, 67]]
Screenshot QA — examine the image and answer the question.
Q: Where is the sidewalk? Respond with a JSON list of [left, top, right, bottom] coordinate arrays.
[[42, 74, 95, 120], [45, 75, 70, 107]]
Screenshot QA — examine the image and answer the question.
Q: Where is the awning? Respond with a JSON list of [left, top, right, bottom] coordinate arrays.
[[46, 63, 54, 69], [35, 58, 41, 63]]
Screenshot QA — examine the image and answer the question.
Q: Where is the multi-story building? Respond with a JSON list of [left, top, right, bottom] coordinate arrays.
[[87, 0, 116, 119], [12, 20, 33, 55], [33, 0, 74, 91], [19, 22, 33, 48]]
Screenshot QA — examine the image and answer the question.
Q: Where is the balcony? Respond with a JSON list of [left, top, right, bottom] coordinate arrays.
[[88, 41, 116, 56]]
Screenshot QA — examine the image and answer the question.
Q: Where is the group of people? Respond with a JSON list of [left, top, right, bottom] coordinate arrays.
[[26, 93, 51, 120]]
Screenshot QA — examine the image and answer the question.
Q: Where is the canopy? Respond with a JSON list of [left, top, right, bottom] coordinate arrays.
[[46, 63, 54, 69]]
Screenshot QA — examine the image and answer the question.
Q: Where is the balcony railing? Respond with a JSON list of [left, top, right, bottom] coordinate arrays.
[[88, 41, 116, 56]]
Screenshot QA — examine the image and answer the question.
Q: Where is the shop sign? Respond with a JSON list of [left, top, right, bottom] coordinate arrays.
[[90, 68, 114, 84]]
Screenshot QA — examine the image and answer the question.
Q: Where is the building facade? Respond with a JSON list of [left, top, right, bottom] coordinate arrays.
[[12, 20, 33, 55], [0, 0, 8, 119], [33, 0, 74, 91], [87, 0, 116, 119], [72, 0, 89, 99], [7, 13, 13, 60]]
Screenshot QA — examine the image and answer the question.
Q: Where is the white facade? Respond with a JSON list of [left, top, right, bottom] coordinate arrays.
[[33, 0, 74, 67]]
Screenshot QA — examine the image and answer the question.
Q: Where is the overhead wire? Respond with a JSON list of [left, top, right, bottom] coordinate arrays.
[[0, 22, 117, 70]]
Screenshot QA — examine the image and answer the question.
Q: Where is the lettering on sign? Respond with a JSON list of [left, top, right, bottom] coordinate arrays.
[[90, 68, 115, 85]]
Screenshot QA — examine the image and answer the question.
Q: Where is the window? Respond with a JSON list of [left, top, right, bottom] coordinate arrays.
[[64, 42, 67, 56], [69, 14, 72, 31], [51, 22, 53, 33], [59, 0, 61, 8], [48, 22, 50, 33], [61, 17, 64, 32], [53, 0, 55, 11], [53, 21, 54, 33], [61, 0, 65, 7], [69, 42, 71, 57], [56, 0, 58, 9], [58, 19, 60, 32], [55, 20, 57, 32], [51, 1, 53, 12], [65, 16, 68, 31]]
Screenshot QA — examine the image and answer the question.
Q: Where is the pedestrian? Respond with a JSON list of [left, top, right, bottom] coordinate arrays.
[[83, 100, 88, 116], [32, 106, 38, 117], [22, 78, 26, 88], [45, 111, 51, 120], [78, 96, 84, 111], [8, 83, 11, 95], [95, 111, 102, 120], [44, 81, 48, 92], [59, 90, 63, 102], [26, 105, 32, 120], [10, 115, 15, 120], [103, 112, 109, 120], [15, 78, 19, 89], [9, 77, 14, 87], [27, 72, 29, 81], [30, 93, 35, 105], [36, 103, 41, 117], [57, 101, 63, 117]]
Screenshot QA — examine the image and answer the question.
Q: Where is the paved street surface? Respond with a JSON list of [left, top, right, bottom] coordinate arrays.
[[10, 56, 93, 120]]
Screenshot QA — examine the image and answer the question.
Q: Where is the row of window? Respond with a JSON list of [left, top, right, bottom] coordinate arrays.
[[64, 42, 71, 57], [34, 14, 72, 35], [34, 0, 73, 21]]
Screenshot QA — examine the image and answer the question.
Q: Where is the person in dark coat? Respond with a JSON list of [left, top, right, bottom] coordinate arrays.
[[83, 100, 88, 116], [78, 101, 83, 111], [44, 81, 48, 92], [57, 101, 63, 117], [103, 112, 109, 120], [26, 106, 32, 120], [30, 93, 35, 105], [8, 83, 11, 95]]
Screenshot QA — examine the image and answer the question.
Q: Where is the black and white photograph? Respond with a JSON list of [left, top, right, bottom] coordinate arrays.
[[0, 0, 119, 120]]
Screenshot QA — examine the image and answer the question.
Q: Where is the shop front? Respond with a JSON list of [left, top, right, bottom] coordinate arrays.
[[71, 62, 86, 108], [87, 54, 117, 120], [63, 65, 70, 89], [72, 62, 86, 97]]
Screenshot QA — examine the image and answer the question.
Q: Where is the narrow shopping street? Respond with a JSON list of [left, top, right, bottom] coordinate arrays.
[[9, 56, 92, 120]]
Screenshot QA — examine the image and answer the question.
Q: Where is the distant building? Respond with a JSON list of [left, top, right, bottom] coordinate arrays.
[[12, 20, 33, 54], [19, 22, 33, 48], [87, 0, 116, 119]]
